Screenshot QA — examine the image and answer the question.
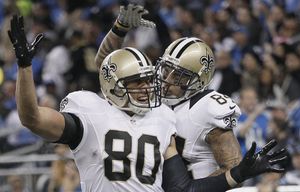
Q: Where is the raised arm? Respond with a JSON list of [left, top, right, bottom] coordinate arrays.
[[94, 27, 125, 69], [163, 138, 287, 192], [94, 3, 156, 69], [8, 15, 65, 141]]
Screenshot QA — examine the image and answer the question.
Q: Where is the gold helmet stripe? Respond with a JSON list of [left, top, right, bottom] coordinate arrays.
[[138, 50, 151, 67], [125, 47, 149, 67], [176, 39, 202, 58], [170, 37, 202, 59], [169, 37, 186, 56]]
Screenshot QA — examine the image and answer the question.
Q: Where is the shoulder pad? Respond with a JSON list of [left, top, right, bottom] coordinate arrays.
[[206, 91, 241, 129], [60, 91, 106, 114]]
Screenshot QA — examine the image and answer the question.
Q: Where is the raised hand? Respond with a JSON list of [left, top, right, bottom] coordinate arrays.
[[8, 15, 43, 67], [230, 140, 287, 183], [116, 3, 156, 29]]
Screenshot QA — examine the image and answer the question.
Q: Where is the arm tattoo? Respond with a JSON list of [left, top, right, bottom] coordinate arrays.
[[106, 36, 115, 51], [206, 128, 242, 177], [95, 30, 124, 69]]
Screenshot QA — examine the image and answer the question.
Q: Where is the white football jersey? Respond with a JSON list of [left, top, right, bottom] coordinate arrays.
[[60, 91, 176, 192], [173, 90, 241, 179]]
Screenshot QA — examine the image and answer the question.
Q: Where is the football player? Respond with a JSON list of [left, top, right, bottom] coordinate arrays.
[[95, 2, 242, 180], [156, 37, 243, 178], [9, 14, 287, 192]]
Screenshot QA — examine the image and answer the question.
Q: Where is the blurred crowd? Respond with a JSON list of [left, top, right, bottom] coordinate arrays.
[[0, 0, 300, 191]]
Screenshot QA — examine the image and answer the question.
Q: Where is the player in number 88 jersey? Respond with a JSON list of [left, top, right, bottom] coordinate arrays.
[[155, 37, 243, 179]]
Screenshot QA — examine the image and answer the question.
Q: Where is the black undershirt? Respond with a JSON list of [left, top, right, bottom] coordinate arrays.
[[55, 112, 83, 150]]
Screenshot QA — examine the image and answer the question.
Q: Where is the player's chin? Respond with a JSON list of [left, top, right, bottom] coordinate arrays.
[[162, 93, 177, 99]]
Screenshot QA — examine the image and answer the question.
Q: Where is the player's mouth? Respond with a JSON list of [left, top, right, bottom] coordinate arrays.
[[137, 96, 148, 103]]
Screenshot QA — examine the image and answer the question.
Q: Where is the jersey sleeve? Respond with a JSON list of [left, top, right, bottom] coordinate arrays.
[[207, 93, 241, 130], [60, 97, 75, 113], [59, 91, 104, 152], [59, 91, 104, 114], [59, 92, 84, 114]]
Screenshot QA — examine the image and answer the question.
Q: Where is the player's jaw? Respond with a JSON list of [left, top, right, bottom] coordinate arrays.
[[130, 91, 152, 104], [161, 82, 185, 99], [127, 81, 154, 105]]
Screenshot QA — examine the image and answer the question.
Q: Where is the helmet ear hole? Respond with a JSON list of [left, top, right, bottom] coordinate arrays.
[[112, 85, 125, 97]]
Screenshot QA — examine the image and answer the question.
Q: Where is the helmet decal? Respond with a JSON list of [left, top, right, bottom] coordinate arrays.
[[201, 50, 214, 74], [101, 57, 117, 82]]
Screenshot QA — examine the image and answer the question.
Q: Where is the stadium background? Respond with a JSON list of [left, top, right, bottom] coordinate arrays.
[[0, 0, 300, 191]]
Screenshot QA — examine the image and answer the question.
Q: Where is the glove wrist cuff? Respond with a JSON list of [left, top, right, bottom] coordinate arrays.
[[225, 170, 238, 188], [229, 166, 243, 184], [17, 58, 32, 68], [112, 20, 130, 37]]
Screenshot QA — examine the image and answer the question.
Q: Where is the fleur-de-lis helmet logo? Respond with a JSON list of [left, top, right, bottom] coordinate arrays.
[[101, 57, 117, 82], [200, 50, 214, 74]]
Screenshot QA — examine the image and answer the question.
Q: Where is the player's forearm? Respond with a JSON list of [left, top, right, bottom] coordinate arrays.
[[95, 2, 156, 68], [209, 167, 227, 176], [17, 67, 65, 140], [209, 159, 242, 178], [163, 155, 232, 192], [95, 30, 125, 69], [208, 129, 242, 177], [16, 66, 40, 128]]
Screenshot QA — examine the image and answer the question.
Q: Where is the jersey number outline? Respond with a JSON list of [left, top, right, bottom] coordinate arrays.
[[210, 94, 231, 105], [105, 130, 161, 185]]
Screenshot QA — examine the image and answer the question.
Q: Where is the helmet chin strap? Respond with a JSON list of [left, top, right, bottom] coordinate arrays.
[[114, 102, 150, 116], [162, 79, 200, 106], [127, 102, 150, 115], [127, 94, 151, 115], [105, 94, 149, 116], [161, 98, 182, 106]]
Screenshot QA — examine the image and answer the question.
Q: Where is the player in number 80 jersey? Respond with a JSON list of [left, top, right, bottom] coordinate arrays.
[[60, 48, 176, 191]]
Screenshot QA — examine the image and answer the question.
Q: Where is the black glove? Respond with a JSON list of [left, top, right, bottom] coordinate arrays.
[[112, 1, 156, 37], [7, 15, 43, 68], [230, 139, 286, 183]]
